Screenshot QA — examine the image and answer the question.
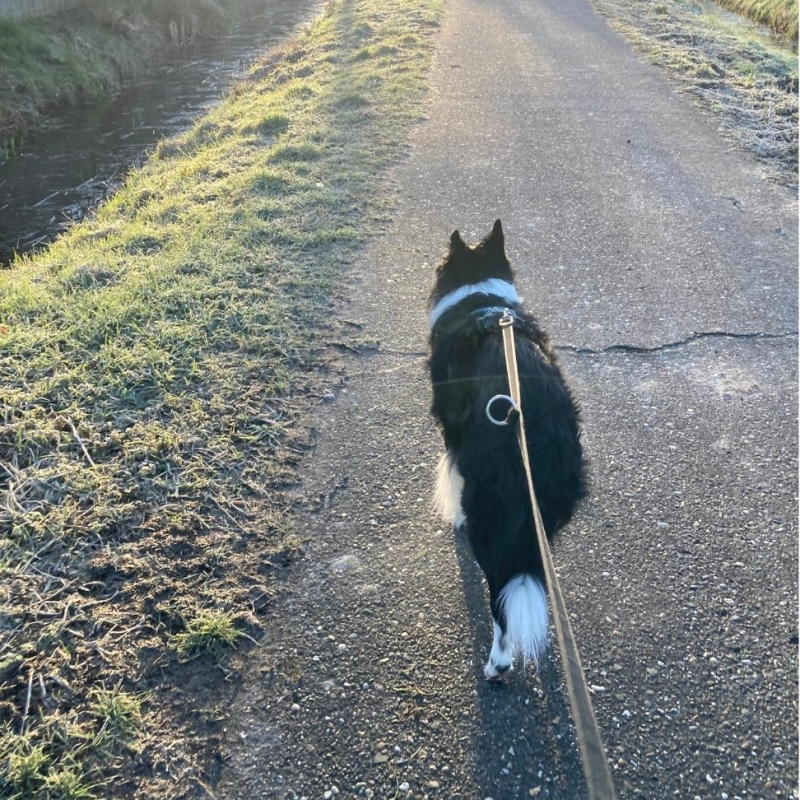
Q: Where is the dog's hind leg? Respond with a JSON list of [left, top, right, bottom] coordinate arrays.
[[484, 614, 514, 680], [433, 451, 466, 531], [484, 579, 514, 680], [484, 574, 549, 680]]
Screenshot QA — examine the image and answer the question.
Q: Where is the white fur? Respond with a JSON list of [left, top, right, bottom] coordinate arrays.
[[428, 279, 520, 330], [497, 574, 549, 666], [484, 620, 513, 680], [433, 452, 465, 530]]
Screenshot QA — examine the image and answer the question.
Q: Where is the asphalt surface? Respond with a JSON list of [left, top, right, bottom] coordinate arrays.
[[215, 0, 798, 797]]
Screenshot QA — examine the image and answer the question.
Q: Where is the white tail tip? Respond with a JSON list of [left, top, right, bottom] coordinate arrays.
[[498, 574, 549, 664]]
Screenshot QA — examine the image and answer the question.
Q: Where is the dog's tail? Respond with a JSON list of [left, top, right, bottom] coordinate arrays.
[[498, 573, 549, 664]]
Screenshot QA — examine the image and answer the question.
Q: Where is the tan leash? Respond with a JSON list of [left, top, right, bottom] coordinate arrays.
[[496, 309, 619, 800]]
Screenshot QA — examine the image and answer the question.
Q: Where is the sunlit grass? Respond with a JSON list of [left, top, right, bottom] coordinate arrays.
[[89, 686, 145, 754]]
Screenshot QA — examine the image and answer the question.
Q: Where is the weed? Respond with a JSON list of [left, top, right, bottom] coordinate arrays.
[[88, 685, 144, 755], [1, 732, 50, 797], [40, 767, 94, 800], [171, 609, 243, 660], [715, 0, 798, 41]]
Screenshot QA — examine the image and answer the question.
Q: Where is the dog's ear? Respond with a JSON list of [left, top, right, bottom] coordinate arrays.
[[449, 229, 467, 252], [483, 219, 505, 251]]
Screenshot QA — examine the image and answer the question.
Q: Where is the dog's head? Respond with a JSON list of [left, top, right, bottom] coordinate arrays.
[[429, 219, 514, 307]]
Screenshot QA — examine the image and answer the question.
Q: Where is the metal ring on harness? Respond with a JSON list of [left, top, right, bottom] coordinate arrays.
[[485, 394, 517, 426]]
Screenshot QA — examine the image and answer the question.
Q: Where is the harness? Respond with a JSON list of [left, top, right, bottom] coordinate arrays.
[[470, 304, 522, 331]]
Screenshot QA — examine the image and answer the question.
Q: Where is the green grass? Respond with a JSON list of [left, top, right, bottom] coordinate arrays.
[[0, 0, 444, 796], [0, 685, 142, 799], [171, 609, 244, 660], [91, 685, 143, 730]]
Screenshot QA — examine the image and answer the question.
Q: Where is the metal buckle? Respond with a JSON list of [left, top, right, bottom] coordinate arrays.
[[499, 307, 515, 328], [485, 394, 517, 426]]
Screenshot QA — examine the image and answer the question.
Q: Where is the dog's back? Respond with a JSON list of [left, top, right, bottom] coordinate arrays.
[[431, 308, 585, 568]]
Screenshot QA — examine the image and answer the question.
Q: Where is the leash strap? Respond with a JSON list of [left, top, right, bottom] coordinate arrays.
[[498, 310, 618, 800]]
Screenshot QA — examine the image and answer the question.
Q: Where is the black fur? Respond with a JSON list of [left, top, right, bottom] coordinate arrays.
[[428, 220, 585, 674]]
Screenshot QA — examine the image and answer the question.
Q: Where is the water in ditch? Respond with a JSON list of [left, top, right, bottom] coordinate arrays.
[[0, 0, 323, 264]]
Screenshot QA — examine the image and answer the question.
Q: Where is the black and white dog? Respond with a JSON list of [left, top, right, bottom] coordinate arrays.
[[428, 220, 585, 680]]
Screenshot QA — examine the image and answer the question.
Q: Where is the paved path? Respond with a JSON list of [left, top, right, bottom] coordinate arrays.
[[217, 0, 798, 797]]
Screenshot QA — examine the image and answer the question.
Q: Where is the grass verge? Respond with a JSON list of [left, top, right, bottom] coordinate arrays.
[[0, 0, 443, 796], [715, 0, 798, 41], [589, 0, 798, 185], [0, 0, 263, 160]]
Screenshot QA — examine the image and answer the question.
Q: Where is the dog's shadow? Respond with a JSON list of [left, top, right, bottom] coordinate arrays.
[[453, 528, 589, 800]]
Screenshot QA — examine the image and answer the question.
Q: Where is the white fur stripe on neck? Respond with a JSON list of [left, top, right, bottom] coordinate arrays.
[[428, 279, 520, 329]]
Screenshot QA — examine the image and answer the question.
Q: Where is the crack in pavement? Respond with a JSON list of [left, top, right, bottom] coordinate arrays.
[[557, 330, 798, 357], [373, 330, 798, 365]]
